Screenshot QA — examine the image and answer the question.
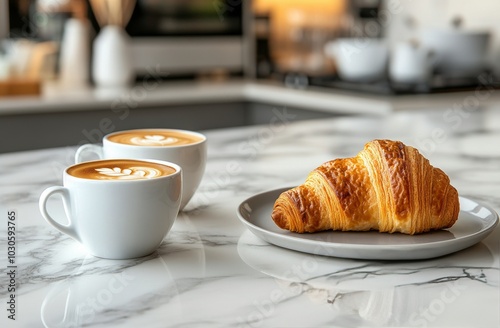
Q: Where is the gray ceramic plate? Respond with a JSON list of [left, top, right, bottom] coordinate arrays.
[[237, 187, 499, 260]]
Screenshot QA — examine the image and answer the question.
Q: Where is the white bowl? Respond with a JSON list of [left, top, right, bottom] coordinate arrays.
[[325, 38, 389, 82]]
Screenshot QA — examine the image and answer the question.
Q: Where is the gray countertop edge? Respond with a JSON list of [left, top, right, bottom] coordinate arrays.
[[1, 79, 498, 116]]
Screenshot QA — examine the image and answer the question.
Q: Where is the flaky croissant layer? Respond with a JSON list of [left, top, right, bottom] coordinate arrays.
[[272, 139, 460, 235]]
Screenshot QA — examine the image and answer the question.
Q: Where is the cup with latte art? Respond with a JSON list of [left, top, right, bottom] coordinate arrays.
[[39, 159, 182, 259], [75, 129, 206, 210]]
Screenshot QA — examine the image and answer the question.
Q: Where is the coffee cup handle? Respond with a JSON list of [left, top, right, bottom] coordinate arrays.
[[75, 144, 103, 163], [39, 186, 80, 242]]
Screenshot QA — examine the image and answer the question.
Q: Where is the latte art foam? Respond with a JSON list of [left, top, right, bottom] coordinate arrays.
[[94, 166, 163, 180], [68, 159, 176, 180], [108, 130, 203, 146], [130, 135, 178, 146]]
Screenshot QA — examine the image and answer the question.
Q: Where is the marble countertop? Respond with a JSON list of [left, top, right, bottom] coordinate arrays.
[[2, 78, 500, 116], [1, 108, 500, 327]]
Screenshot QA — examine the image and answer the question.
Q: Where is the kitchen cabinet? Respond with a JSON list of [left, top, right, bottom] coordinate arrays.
[[0, 100, 340, 153], [0, 102, 247, 153]]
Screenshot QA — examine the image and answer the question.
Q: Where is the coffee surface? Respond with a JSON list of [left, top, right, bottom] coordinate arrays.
[[108, 130, 203, 146], [68, 159, 176, 180]]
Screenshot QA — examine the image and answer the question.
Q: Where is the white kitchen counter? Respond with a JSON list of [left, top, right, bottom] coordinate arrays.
[[0, 108, 499, 327], [2, 78, 499, 116]]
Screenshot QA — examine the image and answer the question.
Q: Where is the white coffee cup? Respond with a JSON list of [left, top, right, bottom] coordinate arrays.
[[75, 129, 207, 210], [39, 159, 182, 259], [389, 41, 433, 84]]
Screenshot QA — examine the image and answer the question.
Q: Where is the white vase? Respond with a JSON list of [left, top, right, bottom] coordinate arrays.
[[92, 25, 135, 88], [60, 18, 90, 86]]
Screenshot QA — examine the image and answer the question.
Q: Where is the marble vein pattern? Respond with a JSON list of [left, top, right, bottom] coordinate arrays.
[[0, 108, 499, 328]]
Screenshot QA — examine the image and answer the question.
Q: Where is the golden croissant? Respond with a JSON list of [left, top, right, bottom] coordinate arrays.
[[272, 139, 460, 235]]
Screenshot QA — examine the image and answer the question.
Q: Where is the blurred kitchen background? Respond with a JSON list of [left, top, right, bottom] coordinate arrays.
[[1, 0, 500, 152]]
